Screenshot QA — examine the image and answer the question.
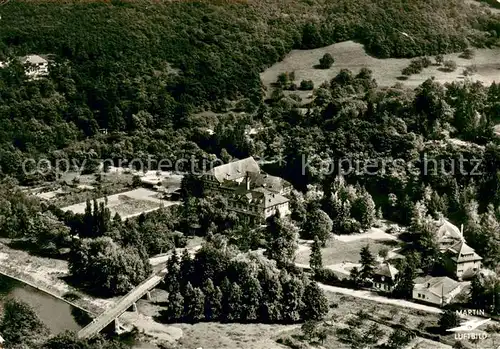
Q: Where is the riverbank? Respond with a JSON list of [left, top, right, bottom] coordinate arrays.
[[0, 239, 114, 315]]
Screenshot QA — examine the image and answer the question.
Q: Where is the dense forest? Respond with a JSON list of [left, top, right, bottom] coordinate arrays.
[[0, 0, 499, 182], [0, 0, 500, 347]]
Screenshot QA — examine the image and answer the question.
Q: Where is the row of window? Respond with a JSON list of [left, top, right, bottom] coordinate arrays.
[[374, 283, 391, 291]]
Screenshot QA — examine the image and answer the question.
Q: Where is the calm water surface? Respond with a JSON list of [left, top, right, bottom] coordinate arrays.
[[0, 276, 151, 347], [0, 275, 91, 334]]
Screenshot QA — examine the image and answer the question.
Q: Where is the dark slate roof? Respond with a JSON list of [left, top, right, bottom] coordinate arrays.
[[246, 172, 291, 193], [374, 262, 398, 279]]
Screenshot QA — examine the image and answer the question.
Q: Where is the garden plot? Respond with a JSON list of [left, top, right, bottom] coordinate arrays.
[[61, 188, 177, 220]]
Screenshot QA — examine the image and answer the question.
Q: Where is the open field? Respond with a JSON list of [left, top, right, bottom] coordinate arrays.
[[296, 237, 398, 267], [260, 40, 500, 100], [60, 188, 179, 220], [132, 289, 296, 349]]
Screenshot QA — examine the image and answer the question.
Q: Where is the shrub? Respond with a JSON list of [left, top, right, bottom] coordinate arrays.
[[401, 66, 414, 76], [443, 60, 457, 72], [276, 336, 307, 349], [314, 268, 340, 285], [435, 54, 444, 65], [318, 53, 334, 69], [420, 56, 432, 68], [460, 48, 475, 59], [300, 80, 315, 90], [277, 72, 298, 89], [402, 57, 432, 76], [409, 59, 424, 71], [463, 65, 478, 76]]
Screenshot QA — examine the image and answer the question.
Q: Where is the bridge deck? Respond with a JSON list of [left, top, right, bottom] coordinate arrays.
[[77, 269, 166, 339]]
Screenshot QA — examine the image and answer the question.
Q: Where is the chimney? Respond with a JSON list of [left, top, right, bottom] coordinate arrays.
[[246, 172, 251, 191], [460, 224, 464, 238]]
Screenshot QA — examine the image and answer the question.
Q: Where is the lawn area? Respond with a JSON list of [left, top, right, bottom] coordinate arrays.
[[260, 40, 500, 102], [276, 291, 447, 349], [295, 237, 399, 266]]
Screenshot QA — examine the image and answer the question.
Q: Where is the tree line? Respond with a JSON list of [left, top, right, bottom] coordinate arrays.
[[159, 239, 329, 324]]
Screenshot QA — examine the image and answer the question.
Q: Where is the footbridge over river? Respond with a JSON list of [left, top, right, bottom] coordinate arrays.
[[77, 268, 167, 339], [77, 246, 201, 339]]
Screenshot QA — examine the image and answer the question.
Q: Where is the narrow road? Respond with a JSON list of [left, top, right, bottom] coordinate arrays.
[[317, 283, 442, 314]]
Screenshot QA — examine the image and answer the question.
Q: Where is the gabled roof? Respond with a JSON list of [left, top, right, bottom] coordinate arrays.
[[23, 54, 47, 64], [205, 157, 260, 183], [413, 276, 461, 298], [447, 240, 482, 263], [246, 172, 291, 193], [231, 186, 289, 208], [253, 187, 289, 208], [374, 262, 398, 279], [435, 217, 462, 241]]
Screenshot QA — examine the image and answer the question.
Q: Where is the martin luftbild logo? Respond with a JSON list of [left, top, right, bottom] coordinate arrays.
[[447, 317, 491, 340]]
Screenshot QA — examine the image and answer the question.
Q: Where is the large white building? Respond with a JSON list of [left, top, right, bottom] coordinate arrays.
[[202, 157, 291, 221], [434, 217, 482, 280]]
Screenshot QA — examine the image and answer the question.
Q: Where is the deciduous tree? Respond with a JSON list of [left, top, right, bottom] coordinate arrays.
[[301, 281, 329, 321]]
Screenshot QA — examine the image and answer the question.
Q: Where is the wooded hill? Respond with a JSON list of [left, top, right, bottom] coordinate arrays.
[[0, 0, 498, 180]]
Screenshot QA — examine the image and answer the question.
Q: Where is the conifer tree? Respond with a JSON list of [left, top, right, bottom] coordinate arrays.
[[203, 278, 222, 321], [183, 282, 195, 317], [227, 282, 243, 321], [180, 249, 194, 290], [165, 251, 181, 294], [309, 235, 323, 274], [350, 266, 362, 288], [219, 277, 232, 320], [166, 291, 184, 321], [186, 287, 205, 323], [360, 245, 376, 281], [241, 274, 262, 321]]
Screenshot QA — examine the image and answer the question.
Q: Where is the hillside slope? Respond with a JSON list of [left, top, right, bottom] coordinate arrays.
[[0, 0, 498, 180]]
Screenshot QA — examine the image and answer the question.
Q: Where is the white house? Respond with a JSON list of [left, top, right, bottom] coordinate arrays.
[[413, 276, 464, 306], [22, 54, 49, 79], [444, 240, 482, 280]]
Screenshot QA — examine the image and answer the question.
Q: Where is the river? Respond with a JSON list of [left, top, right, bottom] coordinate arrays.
[[0, 274, 91, 334]]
